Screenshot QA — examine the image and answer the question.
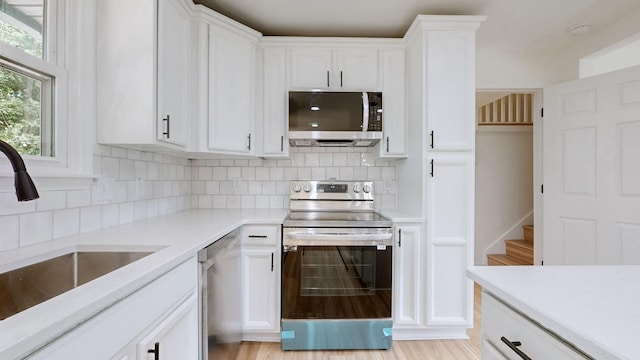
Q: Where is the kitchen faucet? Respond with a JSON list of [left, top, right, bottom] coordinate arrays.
[[0, 139, 39, 201]]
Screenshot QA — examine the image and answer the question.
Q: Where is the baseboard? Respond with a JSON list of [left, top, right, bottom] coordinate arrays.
[[392, 327, 469, 340]]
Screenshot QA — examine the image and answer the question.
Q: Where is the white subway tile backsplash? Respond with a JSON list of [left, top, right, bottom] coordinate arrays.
[[19, 212, 52, 247], [311, 167, 326, 180], [205, 181, 220, 194], [304, 153, 319, 167], [119, 159, 135, 180], [333, 153, 347, 166], [53, 208, 80, 239], [0, 215, 19, 251], [36, 191, 67, 211], [0, 193, 36, 215], [80, 206, 101, 233], [118, 202, 134, 224], [269, 168, 284, 181], [101, 157, 119, 178], [212, 195, 226, 209], [67, 189, 91, 208], [256, 167, 269, 180], [101, 204, 119, 229], [212, 167, 227, 181]]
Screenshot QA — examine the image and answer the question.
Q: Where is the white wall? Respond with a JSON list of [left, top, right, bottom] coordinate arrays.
[[476, 47, 560, 88], [557, 4, 640, 82], [475, 128, 533, 265]]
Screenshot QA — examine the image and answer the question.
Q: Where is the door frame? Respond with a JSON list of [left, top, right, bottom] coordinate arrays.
[[475, 88, 543, 265]]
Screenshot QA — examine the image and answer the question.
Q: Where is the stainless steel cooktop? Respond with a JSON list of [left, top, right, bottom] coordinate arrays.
[[284, 180, 391, 228]]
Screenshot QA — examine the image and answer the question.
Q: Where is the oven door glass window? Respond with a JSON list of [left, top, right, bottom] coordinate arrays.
[[282, 245, 392, 320]]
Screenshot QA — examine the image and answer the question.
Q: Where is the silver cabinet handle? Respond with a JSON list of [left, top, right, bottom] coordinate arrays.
[[247, 133, 251, 150], [398, 228, 402, 247]]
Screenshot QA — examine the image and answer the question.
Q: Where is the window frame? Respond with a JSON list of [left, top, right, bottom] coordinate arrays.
[[0, 0, 93, 184]]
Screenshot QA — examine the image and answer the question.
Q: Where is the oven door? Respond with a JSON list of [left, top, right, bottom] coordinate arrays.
[[281, 227, 393, 350]]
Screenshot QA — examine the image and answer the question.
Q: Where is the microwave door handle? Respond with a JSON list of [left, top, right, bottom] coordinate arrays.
[[362, 92, 369, 132]]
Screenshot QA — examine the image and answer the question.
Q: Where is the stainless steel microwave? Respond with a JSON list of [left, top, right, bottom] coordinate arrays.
[[288, 91, 383, 147]]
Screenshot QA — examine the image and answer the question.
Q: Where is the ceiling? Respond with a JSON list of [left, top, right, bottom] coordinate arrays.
[[195, 0, 640, 52]]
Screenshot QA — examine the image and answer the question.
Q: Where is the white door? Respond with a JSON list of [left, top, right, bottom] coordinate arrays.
[[543, 65, 640, 265]]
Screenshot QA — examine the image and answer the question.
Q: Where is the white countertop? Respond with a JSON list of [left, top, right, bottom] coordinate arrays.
[[467, 265, 640, 360], [0, 209, 286, 359]]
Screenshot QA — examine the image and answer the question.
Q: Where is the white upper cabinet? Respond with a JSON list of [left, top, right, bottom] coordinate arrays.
[[289, 48, 380, 90], [206, 24, 257, 154], [96, 0, 192, 149], [380, 49, 406, 157], [194, 8, 260, 156], [258, 47, 289, 158], [425, 30, 477, 151], [156, 0, 191, 147]]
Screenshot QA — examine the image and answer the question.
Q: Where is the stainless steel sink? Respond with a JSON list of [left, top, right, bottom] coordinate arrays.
[[0, 250, 154, 320]]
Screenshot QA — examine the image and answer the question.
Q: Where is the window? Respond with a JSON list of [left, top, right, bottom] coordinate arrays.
[[0, 0, 56, 158]]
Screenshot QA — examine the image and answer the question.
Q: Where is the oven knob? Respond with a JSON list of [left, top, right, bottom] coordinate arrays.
[[303, 184, 312, 192], [292, 184, 302, 193], [353, 183, 362, 193], [363, 184, 372, 193]]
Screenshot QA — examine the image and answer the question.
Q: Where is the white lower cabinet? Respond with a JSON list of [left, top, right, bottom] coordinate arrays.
[[482, 291, 589, 359], [27, 258, 198, 360], [392, 224, 422, 332], [136, 294, 198, 359], [241, 225, 281, 341]]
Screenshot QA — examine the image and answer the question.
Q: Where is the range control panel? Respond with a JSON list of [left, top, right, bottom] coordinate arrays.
[[289, 181, 374, 201]]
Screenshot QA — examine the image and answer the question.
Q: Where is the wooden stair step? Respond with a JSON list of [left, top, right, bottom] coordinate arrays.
[[505, 239, 533, 264], [487, 254, 531, 266], [523, 225, 534, 242]]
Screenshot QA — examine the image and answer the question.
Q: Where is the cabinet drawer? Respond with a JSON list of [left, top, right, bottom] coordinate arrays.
[[482, 292, 590, 360], [242, 225, 279, 246]]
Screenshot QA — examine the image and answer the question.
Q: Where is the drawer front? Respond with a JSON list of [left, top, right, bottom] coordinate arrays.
[[482, 292, 590, 360], [243, 225, 279, 246]]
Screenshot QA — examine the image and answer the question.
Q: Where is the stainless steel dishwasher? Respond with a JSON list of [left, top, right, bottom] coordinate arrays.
[[198, 228, 242, 360]]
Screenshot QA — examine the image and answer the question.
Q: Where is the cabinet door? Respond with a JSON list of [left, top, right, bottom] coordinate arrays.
[[426, 154, 474, 327], [425, 31, 476, 151], [289, 49, 332, 89], [260, 48, 289, 157], [208, 25, 255, 154], [137, 294, 198, 360], [335, 49, 379, 90], [157, 0, 190, 147], [242, 225, 281, 339], [393, 225, 422, 328], [242, 248, 280, 334], [380, 50, 406, 157]]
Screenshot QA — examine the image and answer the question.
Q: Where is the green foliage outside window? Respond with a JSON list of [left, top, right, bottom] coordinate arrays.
[[0, 21, 45, 156]]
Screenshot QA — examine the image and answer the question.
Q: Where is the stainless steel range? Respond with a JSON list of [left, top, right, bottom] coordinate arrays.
[[281, 180, 393, 351]]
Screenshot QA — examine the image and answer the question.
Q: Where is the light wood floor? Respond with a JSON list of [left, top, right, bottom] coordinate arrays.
[[233, 284, 482, 359]]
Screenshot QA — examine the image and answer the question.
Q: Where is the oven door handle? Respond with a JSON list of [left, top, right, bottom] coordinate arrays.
[[283, 231, 393, 246]]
